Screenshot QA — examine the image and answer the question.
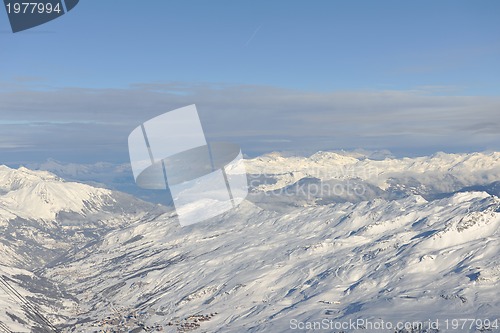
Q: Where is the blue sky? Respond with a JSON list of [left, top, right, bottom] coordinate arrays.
[[1, 0, 500, 164]]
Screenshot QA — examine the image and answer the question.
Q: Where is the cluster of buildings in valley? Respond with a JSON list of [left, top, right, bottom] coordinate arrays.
[[88, 308, 218, 332]]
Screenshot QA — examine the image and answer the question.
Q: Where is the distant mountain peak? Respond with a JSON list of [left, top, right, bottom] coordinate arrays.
[[0, 165, 116, 221]]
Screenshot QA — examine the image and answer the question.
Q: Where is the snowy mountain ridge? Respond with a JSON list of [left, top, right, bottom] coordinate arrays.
[[245, 151, 500, 193], [50, 191, 500, 333], [0, 165, 114, 221], [244, 151, 500, 210], [0, 151, 498, 332], [0, 165, 163, 332]]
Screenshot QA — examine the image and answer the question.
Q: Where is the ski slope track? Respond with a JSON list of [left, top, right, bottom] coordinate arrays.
[[0, 151, 499, 332]]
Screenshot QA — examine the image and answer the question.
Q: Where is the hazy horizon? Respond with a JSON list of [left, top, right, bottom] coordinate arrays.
[[2, 1, 500, 166]]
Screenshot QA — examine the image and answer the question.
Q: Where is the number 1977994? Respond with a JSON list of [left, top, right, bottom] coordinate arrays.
[[6, 2, 62, 14]]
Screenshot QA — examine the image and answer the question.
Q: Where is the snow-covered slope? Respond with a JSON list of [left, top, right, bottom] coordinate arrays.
[[26, 159, 174, 205], [44, 191, 500, 333], [0, 152, 499, 332], [0, 165, 119, 222], [0, 166, 163, 331], [245, 151, 500, 203], [0, 264, 76, 333], [0, 165, 160, 268]]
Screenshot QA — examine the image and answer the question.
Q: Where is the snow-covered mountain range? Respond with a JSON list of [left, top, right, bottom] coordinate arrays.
[[0, 166, 163, 332], [0, 151, 499, 332], [245, 151, 500, 203]]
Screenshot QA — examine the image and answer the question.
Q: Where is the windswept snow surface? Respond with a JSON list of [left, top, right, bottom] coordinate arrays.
[[0, 166, 114, 221], [0, 152, 499, 332], [245, 151, 500, 199], [49, 192, 500, 333], [0, 165, 163, 331]]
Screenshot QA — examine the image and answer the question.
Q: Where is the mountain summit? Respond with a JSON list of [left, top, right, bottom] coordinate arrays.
[[0, 152, 499, 332]]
